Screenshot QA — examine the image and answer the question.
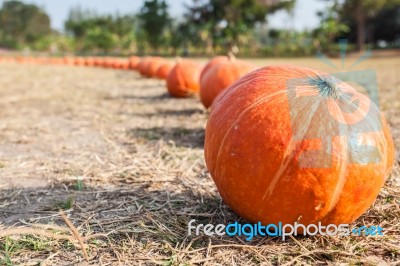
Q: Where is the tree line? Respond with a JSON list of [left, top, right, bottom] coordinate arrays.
[[0, 0, 399, 57]]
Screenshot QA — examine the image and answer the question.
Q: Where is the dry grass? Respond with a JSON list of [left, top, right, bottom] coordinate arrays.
[[0, 57, 399, 265]]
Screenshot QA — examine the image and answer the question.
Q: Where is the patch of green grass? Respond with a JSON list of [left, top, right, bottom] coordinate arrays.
[[0, 237, 13, 266], [51, 196, 75, 210], [75, 177, 83, 191], [0, 235, 54, 265]]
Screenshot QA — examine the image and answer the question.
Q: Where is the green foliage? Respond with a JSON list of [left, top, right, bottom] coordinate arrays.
[[0, 0, 51, 49], [373, 5, 400, 44], [65, 6, 136, 53], [260, 29, 316, 57], [342, 0, 400, 18], [339, 0, 400, 50], [138, 0, 171, 51], [313, 2, 349, 52], [31, 34, 75, 52], [182, 0, 295, 53]]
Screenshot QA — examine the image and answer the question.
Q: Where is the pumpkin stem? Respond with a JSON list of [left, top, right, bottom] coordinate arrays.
[[308, 75, 342, 99], [227, 51, 236, 61]]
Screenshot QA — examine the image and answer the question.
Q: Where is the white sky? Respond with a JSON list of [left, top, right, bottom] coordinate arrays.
[[18, 0, 329, 31]]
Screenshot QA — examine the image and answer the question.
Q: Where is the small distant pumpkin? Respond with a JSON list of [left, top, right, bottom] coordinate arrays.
[[85, 57, 95, 67], [146, 57, 167, 77], [64, 57, 75, 65], [156, 62, 174, 79], [138, 57, 152, 77], [200, 55, 257, 108], [166, 59, 201, 98], [129, 56, 141, 70], [74, 57, 85, 66], [112, 59, 129, 70]]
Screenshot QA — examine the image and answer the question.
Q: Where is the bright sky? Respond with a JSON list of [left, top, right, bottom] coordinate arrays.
[[19, 0, 329, 31]]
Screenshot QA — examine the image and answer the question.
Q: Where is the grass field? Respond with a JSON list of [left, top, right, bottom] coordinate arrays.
[[0, 57, 399, 265]]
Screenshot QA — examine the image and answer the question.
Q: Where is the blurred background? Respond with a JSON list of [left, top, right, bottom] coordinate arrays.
[[0, 0, 399, 57]]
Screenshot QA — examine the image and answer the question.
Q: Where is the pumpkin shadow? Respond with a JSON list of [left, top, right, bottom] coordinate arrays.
[[104, 92, 170, 101], [128, 126, 205, 148], [152, 108, 205, 117]]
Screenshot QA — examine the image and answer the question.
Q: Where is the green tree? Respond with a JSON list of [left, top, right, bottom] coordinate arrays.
[[138, 0, 171, 52], [65, 7, 136, 53], [340, 0, 400, 50], [373, 5, 400, 45], [0, 0, 51, 48], [313, 1, 349, 51], [183, 0, 295, 54]]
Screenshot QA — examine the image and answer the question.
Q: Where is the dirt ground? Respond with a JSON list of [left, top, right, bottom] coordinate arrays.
[[0, 57, 399, 265]]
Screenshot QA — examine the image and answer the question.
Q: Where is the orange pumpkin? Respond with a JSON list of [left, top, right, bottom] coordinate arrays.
[[74, 57, 85, 66], [138, 57, 152, 77], [111, 58, 120, 69], [205, 65, 395, 229], [129, 56, 141, 70], [146, 57, 167, 77], [64, 56, 75, 65], [200, 56, 257, 108], [200, 56, 229, 81], [93, 57, 104, 67], [156, 62, 174, 79], [120, 59, 130, 70], [85, 57, 95, 67], [110, 59, 128, 69], [166, 60, 201, 98]]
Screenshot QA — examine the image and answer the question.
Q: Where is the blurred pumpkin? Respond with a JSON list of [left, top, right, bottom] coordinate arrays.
[[146, 57, 167, 77], [85, 57, 95, 67], [200, 55, 257, 108], [74, 57, 85, 66], [129, 56, 141, 70], [156, 62, 174, 79], [205, 65, 395, 229], [93, 57, 104, 67], [64, 56, 75, 65], [166, 59, 201, 98], [200, 55, 229, 81], [138, 57, 152, 77]]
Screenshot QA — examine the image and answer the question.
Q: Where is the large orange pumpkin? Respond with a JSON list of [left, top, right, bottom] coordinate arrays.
[[200, 56, 229, 81], [205, 65, 395, 229], [200, 57, 257, 108], [156, 62, 174, 79], [166, 60, 201, 98]]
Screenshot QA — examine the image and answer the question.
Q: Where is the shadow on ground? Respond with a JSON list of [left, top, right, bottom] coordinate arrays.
[[128, 126, 205, 148]]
